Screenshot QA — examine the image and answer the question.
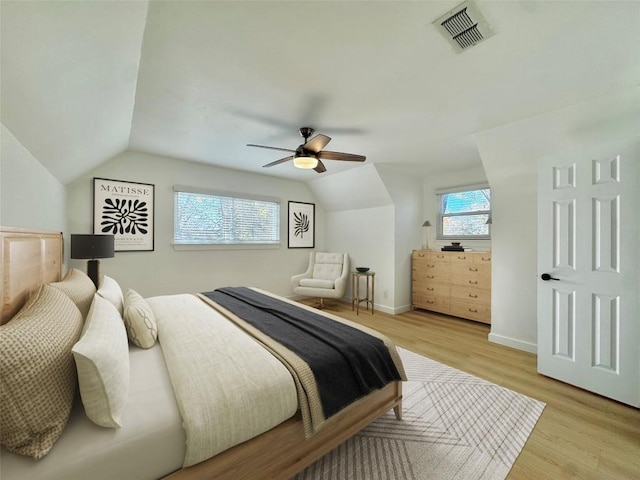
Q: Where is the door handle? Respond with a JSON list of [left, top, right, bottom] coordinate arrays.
[[541, 273, 560, 281]]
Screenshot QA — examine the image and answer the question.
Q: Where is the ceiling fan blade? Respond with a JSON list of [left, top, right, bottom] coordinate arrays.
[[317, 150, 366, 162], [263, 156, 294, 168], [247, 143, 296, 153], [313, 160, 327, 173], [303, 134, 331, 154]]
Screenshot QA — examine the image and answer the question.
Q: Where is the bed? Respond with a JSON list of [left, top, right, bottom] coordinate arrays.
[[0, 226, 404, 480]]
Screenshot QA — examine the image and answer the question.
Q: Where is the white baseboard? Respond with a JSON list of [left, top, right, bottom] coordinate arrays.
[[488, 332, 538, 354], [288, 295, 410, 316], [384, 303, 412, 315]]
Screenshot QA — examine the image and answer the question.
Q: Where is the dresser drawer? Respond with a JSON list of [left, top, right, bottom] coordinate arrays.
[[451, 262, 491, 278], [413, 250, 451, 263], [413, 261, 450, 276], [413, 293, 450, 313], [473, 253, 492, 264], [451, 285, 491, 305], [413, 269, 450, 284], [413, 281, 450, 297], [449, 253, 473, 265], [450, 300, 491, 324]]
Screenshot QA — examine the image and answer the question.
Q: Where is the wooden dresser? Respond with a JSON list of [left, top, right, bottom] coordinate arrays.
[[411, 250, 492, 324]]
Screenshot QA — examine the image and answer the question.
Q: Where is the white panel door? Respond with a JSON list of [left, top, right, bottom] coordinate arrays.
[[537, 139, 639, 407]]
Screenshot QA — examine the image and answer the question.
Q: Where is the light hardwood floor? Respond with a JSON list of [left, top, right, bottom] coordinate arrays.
[[305, 300, 640, 480]]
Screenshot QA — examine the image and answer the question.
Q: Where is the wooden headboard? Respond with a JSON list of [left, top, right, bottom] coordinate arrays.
[[0, 226, 63, 325]]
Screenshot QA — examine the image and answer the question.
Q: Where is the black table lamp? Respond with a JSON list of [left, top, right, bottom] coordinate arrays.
[[71, 234, 115, 288]]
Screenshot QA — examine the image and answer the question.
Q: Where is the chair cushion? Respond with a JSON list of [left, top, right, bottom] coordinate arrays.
[[314, 252, 344, 264], [312, 263, 342, 281], [299, 278, 335, 289]]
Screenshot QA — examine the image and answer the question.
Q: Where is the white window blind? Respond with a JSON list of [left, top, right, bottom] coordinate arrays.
[[436, 185, 490, 240], [173, 187, 280, 245]]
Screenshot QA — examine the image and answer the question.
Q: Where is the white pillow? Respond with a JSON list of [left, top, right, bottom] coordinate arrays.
[[123, 289, 158, 349], [49, 268, 96, 318], [72, 294, 130, 428], [97, 275, 124, 316]]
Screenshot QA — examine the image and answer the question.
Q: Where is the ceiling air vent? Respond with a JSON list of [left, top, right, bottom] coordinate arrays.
[[434, 1, 494, 53]]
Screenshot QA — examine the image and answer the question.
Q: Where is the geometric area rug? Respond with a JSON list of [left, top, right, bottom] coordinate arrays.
[[293, 348, 545, 480]]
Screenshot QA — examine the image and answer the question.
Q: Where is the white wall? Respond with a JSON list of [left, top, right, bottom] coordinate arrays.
[[0, 123, 66, 232], [66, 151, 322, 298], [325, 205, 395, 312], [475, 87, 640, 353], [376, 165, 423, 312]]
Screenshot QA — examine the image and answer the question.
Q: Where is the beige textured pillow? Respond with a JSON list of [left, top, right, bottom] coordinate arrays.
[[50, 268, 96, 318], [72, 294, 130, 428], [97, 274, 124, 316], [123, 289, 158, 349], [0, 285, 83, 459]]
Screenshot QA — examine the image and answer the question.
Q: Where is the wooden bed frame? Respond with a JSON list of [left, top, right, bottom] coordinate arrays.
[[0, 226, 63, 325], [0, 226, 403, 480]]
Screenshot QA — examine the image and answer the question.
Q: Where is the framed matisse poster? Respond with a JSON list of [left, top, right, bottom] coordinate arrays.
[[93, 177, 154, 251], [288, 201, 315, 248]]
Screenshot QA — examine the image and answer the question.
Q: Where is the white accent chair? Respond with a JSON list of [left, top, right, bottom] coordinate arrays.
[[291, 252, 349, 309]]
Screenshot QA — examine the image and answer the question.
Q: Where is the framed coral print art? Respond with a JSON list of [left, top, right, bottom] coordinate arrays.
[[93, 177, 155, 251], [288, 201, 315, 248]]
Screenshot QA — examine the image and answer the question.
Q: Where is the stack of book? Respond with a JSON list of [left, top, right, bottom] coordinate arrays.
[[441, 245, 464, 251]]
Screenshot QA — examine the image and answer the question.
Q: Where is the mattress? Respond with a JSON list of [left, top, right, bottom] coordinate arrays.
[[0, 342, 186, 480]]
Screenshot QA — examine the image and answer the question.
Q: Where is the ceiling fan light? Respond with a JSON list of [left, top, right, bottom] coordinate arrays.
[[293, 155, 318, 169]]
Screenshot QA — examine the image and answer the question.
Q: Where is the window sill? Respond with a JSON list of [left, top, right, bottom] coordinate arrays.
[[172, 243, 281, 251]]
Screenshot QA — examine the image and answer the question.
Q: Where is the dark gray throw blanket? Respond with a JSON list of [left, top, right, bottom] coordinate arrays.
[[202, 287, 403, 419]]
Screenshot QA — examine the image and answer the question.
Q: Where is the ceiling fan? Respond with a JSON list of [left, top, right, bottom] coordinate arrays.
[[247, 127, 366, 173]]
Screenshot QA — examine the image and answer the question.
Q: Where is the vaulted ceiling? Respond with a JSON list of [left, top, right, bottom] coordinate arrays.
[[2, 1, 638, 185]]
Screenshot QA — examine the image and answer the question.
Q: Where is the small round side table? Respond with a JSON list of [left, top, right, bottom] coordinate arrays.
[[351, 271, 375, 315]]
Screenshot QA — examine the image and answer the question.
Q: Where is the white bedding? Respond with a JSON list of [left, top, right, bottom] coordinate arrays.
[[148, 294, 299, 467], [1, 293, 300, 479], [0, 342, 185, 480]]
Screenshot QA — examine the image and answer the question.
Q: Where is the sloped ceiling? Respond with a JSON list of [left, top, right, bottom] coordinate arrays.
[[1, 1, 148, 184], [2, 1, 639, 185]]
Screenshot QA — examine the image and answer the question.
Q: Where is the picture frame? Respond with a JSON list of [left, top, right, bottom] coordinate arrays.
[[288, 201, 315, 248], [93, 177, 155, 252]]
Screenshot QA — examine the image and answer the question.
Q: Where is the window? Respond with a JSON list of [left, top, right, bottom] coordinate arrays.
[[436, 185, 491, 240], [173, 187, 280, 246]]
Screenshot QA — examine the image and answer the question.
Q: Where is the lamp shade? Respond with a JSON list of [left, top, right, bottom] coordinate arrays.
[[293, 154, 318, 169], [422, 220, 432, 227], [71, 234, 115, 259]]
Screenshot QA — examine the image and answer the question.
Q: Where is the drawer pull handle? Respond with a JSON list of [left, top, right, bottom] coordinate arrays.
[[427, 300, 434, 304], [427, 264, 435, 268], [469, 267, 478, 272], [427, 275, 435, 279], [458, 256, 466, 259], [469, 308, 478, 313], [482, 257, 490, 261], [427, 287, 434, 291], [468, 294, 478, 298], [436, 255, 445, 258], [469, 280, 478, 285]]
